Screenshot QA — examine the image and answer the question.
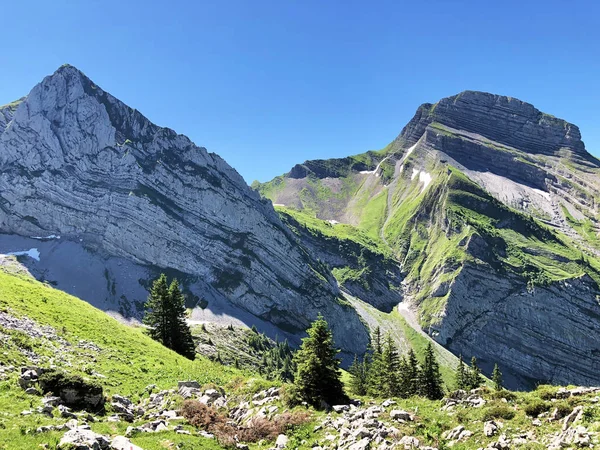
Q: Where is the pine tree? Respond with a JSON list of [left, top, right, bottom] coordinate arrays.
[[380, 334, 400, 397], [143, 274, 171, 347], [349, 354, 369, 396], [143, 274, 195, 360], [397, 355, 410, 397], [455, 354, 467, 390], [419, 342, 444, 400], [168, 279, 196, 359], [281, 357, 294, 383], [492, 363, 503, 391], [467, 356, 483, 390], [367, 327, 384, 395], [292, 314, 347, 408], [372, 327, 383, 355], [405, 349, 421, 397]]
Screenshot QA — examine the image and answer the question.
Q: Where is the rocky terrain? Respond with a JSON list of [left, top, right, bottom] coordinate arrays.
[[2, 64, 600, 391], [257, 91, 600, 389], [0, 65, 369, 355], [1, 179, 600, 450]]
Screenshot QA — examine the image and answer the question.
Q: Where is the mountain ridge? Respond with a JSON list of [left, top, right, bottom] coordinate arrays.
[[0, 65, 369, 355], [256, 90, 600, 389], [3, 66, 600, 388]]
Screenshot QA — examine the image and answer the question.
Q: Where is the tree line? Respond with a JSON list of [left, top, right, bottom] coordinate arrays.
[[348, 327, 444, 400], [142, 274, 504, 406]]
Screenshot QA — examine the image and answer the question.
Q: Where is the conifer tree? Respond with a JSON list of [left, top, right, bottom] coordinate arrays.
[[467, 356, 483, 390], [372, 327, 383, 355], [143, 274, 196, 360], [492, 363, 503, 391], [168, 279, 196, 359], [405, 349, 421, 396], [419, 342, 445, 400], [455, 354, 467, 390], [143, 274, 171, 347], [397, 355, 410, 397], [349, 354, 369, 396], [292, 314, 347, 407], [367, 328, 384, 395], [380, 334, 400, 397]]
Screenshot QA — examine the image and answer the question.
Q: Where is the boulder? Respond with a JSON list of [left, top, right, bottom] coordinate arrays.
[[58, 427, 111, 449], [110, 436, 143, 450], [59, 404, 77, 419], [275, 434, 288, 448], [332, 405, 350, 413], [484, 420, 499, 437], [348, 438, 370, 450], [39, 370, 105, 410], [178, 380, 200, 389], [398, 436, 420, 449], [443, 425, 472, 442], [18, 367, 42, 389], [562, 406, 584, 431], [390, 410, 414, 421]]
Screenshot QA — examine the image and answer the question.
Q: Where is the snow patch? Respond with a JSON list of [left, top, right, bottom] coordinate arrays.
[[402, 143, 417, 162], [531, 188, 551, 201], [410, 168, 433, 192], [4, 248, 40, 261], [419, 171, 432, 191], [273, 203, 285, 207], [31, 235, 60, 240]]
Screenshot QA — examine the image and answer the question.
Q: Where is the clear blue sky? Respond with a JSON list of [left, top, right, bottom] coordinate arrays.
[[1, 0, 599, 182]]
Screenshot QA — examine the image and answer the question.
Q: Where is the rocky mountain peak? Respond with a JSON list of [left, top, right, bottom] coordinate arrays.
[[400, 90, 587, 158], [0, 65, 370, 354]]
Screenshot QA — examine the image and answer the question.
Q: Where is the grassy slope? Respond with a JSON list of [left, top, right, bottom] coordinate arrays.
[[561, 204, 600, 250], [276, 205, 391, 257], [0, 268, 242, 449], [384, 166, 600, 326], [2, 263, 600, 450], [273, 159, 600, 331], [445, 168, 600, 286], [255, 144, 396, 220]]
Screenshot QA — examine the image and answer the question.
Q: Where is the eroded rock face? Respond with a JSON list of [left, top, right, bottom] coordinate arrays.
[[400, 90, 586, 158], [257, 88, 600, 388], [436, 265, 600, 388], [0, 65, 369, 353]]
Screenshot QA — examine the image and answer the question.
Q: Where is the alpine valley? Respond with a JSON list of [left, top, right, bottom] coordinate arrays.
[[2, 65, 600, 450]]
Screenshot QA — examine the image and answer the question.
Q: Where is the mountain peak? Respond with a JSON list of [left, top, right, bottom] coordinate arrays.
[[400, 90, 587, 158], [0, 66, 369, 357]]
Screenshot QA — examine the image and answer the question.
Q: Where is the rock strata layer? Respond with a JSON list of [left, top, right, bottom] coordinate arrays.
[[0, 65, 369, 353]]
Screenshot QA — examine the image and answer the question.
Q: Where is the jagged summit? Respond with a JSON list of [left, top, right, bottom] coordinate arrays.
[[0, 66, 370, 354], [400, 90, 587, 158]]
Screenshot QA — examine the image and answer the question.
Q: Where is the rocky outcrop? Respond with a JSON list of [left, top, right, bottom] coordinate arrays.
[[288, 156, 377, 180], [422, 125, 555, 190], [435, 264, 600, 388], [0, 65, 369, 353], [400, 90, 587, 158], [278, 211, 403, 311]]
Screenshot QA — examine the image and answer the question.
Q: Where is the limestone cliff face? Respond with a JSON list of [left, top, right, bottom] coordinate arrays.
[[0, 65, 369, 353], [436, 264, 600, 388], [258, 89, 600, 388], [397, 91, 600, 242], [399, 91, 587, 158]]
